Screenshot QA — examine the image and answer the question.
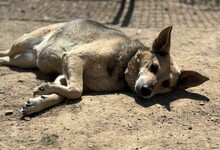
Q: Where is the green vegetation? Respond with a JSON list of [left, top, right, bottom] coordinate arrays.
[[41, 133, 59, 145]]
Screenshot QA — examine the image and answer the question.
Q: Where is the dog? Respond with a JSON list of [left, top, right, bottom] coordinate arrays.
[[0, 19, 209, 115]]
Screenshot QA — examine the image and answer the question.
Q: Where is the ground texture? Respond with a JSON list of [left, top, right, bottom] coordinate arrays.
[[0, 0, 220, 150]]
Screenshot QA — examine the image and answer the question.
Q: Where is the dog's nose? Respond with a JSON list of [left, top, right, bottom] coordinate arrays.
[[140, 85, 152, 96]]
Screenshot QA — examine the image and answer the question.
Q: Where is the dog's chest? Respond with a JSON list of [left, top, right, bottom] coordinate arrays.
[[83, 61, 126, 92]]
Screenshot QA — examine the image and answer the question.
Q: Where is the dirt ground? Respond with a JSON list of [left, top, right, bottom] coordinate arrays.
[[0, 0, 220, 150]]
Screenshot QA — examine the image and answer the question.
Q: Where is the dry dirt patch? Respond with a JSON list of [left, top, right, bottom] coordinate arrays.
[[0, 20, 220, 149]]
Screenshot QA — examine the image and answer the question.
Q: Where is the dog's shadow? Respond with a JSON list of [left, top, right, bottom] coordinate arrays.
[[8, 66, 58, 81], [20, 89, 209, 119], [85, 89, 209, 112], [130, 90, 209, 111]]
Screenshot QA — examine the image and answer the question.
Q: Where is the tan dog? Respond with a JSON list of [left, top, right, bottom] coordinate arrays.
[[0, 19, 209, 115]]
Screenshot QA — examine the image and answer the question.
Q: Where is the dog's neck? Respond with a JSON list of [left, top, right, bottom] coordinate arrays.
[[124, 51, 141, 91], [106, 39, 147, 90]]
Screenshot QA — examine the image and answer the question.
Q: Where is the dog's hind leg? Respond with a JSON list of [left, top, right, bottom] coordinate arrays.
[[0, 33, 44, 58], [0, 51, 37, 68], [21, 75, 66, 115], [0, 23, 61, 58], [0, 29, 46, 68]]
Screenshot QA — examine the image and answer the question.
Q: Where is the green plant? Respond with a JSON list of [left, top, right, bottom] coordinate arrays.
[[41, 133, 59, 145]]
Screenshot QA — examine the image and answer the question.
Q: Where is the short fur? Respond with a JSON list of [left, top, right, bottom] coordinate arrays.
[[0, 19, 209, 115]]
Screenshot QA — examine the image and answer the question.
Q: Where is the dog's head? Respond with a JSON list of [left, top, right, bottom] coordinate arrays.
[[125, 26, 209, 98]]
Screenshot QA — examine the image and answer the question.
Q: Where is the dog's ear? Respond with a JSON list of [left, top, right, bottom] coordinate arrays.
[[176, 70, 209, 89], [152, 26, 172, 56]]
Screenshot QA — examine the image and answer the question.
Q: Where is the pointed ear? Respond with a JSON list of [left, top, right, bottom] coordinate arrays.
[[176, 70, 209, 89], [152, 26, 172, 56]]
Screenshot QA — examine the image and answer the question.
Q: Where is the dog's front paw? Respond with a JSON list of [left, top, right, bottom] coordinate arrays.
[[20, 96, 46, 115], [33, 83, 53, 96]]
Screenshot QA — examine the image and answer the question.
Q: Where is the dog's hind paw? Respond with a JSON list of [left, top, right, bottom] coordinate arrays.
[[21, 96, 46, 115]]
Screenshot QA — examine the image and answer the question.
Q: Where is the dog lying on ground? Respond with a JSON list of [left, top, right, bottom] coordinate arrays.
[[0, 19, 209, 115]]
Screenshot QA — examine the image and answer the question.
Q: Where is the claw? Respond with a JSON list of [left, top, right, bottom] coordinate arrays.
[[41, 95, 46, 99], [33, 83, 51, 96], [20, 107, 26, 114], [39, 87, 44, 91], [24, 99, 33, 106], [25, 103, 32, 107], [20, 96, 45, 115]]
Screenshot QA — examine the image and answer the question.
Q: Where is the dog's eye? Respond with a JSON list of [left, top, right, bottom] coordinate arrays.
[[162, 80, 170, 88], [150, 64, 158, 74]]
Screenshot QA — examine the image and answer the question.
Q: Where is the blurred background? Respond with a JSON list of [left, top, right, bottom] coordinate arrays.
[[0, 0, 219, 28]]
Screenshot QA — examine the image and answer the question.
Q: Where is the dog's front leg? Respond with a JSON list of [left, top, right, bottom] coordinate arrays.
[[21, 75, 66, 115], [33, 53, 84, 100], [21, 94, 64, 115]]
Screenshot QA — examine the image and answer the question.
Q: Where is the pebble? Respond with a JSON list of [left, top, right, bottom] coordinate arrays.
[[164, 7, 169, 11], [128, 123, 132, 128], [5, 110, 14, 115], [89, 144, 95, 148], [211, 117, 218, 122], [29, 138, 36, 142], [23, 117, 31, 121], [199, 101, 205, 105], [0, 89, 4, 94], [136, 29, 141, 35], [18, 79, 25, 83]]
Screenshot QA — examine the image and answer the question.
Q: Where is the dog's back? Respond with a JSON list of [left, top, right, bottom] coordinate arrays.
[[48, 19, 129, 52]]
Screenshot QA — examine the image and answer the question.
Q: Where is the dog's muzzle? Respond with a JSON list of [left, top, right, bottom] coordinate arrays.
[[136, 84, 153, 98]]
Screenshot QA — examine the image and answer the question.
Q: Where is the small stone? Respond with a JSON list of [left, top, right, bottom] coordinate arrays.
[[89, 144, 95, 148], [18, 127, 23, 130], [199, 101, 205, 105], [23, 117, 31, 121], [30, 6, 36, 10], [5, 110, 14, 115], [136, 29, 141, 35], [188, 126, 192, 130], [20, 9, 25, 13], [211, 117, 218, 122], [18, 79, 25, 83], [164, 7, 169, 11], [0, 89, 4, 94], [29, 138, 36, 141], [128, 123, 132, 128]]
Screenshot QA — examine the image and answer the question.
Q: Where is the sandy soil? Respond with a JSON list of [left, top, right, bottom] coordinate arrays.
[[0, 0, 220, 149], [0, 20, 220, 150]]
